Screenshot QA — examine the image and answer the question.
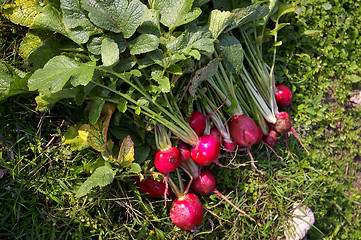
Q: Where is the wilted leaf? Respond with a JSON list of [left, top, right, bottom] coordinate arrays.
[[117, 136, 134, 167], [75, 165, 117, 197], [62, 123, 90, 151], [78, 124, 106, 152], [189, 57, 222, 97], [2, 0, 38, 27]]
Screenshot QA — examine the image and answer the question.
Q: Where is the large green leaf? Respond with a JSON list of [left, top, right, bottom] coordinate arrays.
[[31, 5, 68, 36], [28, 55, 96, 94], [129, 34, 159, 55], [152, 0, 201, 31], [60, 0, 98, 43], [208, 9, 237, 39], [81, 0, 146, 38], [1, 0, 38, 27], [189, 57, 222, 97], [225, 4, 269, 33], [216, 34, 244, 73], [75, 165, 117, 197]]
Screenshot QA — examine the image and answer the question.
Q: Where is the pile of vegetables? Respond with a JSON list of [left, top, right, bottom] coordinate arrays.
[[1, 0, 308, 232]]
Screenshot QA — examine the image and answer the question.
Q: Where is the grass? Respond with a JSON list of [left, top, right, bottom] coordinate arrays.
[[1, 0, 361, 239]]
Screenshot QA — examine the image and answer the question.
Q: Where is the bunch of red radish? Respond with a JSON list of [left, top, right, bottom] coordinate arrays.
[[133, 83, 304, 230]]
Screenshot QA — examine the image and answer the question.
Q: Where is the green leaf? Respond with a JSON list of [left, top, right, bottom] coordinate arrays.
[[89, 99, 106, 125], [225, 4, 269, 33], [35, 88, 80, 111], [0, 62, 29, 101], [25, 36, 80, 71], [128, 162, 141, 174], [151, 67, 170, 93], [87, 36, 103, 55], [208, 9, 237, 39], [277, 3, 295, 20], [167, 25, 214, 57], [348, 74, 361, 83], [129, 34, 159, 55], [60, 0, 98, 44], [152, 0, 201, 31], [75, 166, 117, 197], [81, 0, 146, 38], [138, 8, 161, 36], [2, 0, 38, 27], [216, 34, 243, 73], [101, 37, 120, 66], [28, 55, 96, 94], [31, 5, 68, 36]]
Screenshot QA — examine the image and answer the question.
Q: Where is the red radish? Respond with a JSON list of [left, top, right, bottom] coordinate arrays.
[[190, 169, 216, 195], [154, 147, 181, 174], [189, 111, 207, 136], [210, 127, 223, 144], [170, 193, 203, 230], [229, 115, 259, 147], [223, 140, 236, 152], [177, 141, 191, 163], [274, 112, 291, 135], [263, 130, 278, 147], [190, 169, 255, 221], [134, 176, 172, 198], [190, 135, 221, 166], [275, 84, 293, 107], [255, 125, 264, 144]]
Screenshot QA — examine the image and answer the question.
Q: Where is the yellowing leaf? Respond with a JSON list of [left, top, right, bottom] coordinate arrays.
[[78, 124, 106, 152], [117, 136, 134, 167], [2, 0, 38, 27]]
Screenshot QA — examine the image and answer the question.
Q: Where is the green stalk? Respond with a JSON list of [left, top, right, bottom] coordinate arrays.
[[95, 68, 199, 145]]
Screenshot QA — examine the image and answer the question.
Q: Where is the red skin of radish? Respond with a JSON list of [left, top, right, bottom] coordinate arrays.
[[223, 141, 236, 151], [189, 111, 207, 136], [191, 169, 216, 195], [275, 84, 293, 107], [255, 125, 263, 144], [191, 135, 221, 166], [134, 176, 172, 198], [274, 112, 291, 135], [154, 147, 181, 174], [170, 193, 203, 230], [210, 128, 223, 144], [263, 130, 278, 147], [177, 141, 191, 163], [229, 115, 259, 147]]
